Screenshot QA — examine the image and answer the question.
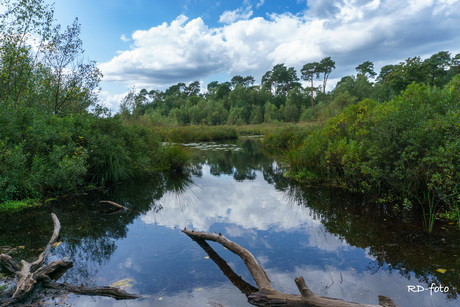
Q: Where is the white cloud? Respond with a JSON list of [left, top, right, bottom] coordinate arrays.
[[98, 90, 130, 112], [120, 34, 130, 42], [255, 0, 265, 9], [219, 6, 253, 24], [99, 0, 460, 96]]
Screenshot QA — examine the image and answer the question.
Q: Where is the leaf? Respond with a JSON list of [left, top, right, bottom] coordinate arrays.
[[196, 287, 203, 292], [158, 297, 163, 301], [110, 278, 134, 289], [204, 256, 209, 259], [18, 246, 25, 249], [52, 242, 62, 248], [436, 268, 447, 274]]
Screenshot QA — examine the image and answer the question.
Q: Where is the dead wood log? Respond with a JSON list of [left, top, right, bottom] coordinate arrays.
[[182, 229, 398, 307], [0, 213, 141, 305], [38, 275, 141, 300]]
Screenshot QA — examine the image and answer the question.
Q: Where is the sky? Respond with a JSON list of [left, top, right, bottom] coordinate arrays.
[[48, 0, 460, 112]]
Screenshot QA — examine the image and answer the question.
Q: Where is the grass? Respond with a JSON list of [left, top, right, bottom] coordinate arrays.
[[161, 145, 191, 172], [152, 125, 238, 142]]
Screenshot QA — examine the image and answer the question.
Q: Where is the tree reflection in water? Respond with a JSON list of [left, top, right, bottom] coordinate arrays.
[[1, 138, 459, 305]]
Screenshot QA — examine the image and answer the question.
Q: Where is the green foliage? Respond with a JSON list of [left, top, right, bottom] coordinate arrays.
[[153, 125, 238, 142], [262, 124, 318, 150], [160, 145, 191, 172], [0, 102, 170, 201], [0, 0, 201, 205], [0, 0, 101, 115], [287, 77, 460, 230]]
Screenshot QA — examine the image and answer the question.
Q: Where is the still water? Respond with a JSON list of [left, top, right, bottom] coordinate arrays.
[[1, 139, 459, 306]]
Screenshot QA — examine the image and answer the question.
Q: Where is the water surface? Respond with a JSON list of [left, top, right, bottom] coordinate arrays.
[[1, 139, 459, 306]]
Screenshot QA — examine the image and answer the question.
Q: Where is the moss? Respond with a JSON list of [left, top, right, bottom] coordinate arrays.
[[0, 198, 42, 213]]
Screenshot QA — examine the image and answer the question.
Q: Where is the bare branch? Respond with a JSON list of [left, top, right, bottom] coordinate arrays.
[[183, 229, 398, 307]]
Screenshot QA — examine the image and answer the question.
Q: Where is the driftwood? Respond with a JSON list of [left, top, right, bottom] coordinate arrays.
[[183, 229, 398, 307], [99, 200, 130, 211], [0, 213, 141, 306]]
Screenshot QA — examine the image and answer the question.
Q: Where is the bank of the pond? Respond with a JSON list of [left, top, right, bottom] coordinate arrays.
[[0, 109, 191, 211], [270, 77, 460, 231]]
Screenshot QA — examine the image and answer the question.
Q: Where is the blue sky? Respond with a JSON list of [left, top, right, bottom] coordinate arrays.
[[50, 0, 460, 111]]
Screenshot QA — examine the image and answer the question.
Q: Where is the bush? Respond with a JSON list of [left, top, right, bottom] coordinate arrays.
[[288, 77, 460, 228], [0, 105, 169, 202]]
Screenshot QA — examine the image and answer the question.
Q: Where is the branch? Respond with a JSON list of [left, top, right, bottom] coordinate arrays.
[[30, 213, 61, 272], [38, 275, 142, 300], [99, 200, 130, 211], [0, 213, 141, 304], [182, 230, 274, 291], [188, 235, 258, 296], [183, 230, 398, 307], [0, 254, 20, 273]]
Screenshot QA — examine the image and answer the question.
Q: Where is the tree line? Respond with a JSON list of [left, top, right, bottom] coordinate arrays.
[[120, 51, 460, 125]]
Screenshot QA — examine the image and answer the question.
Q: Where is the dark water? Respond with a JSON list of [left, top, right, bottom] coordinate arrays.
[[1, 139, 459, 306]]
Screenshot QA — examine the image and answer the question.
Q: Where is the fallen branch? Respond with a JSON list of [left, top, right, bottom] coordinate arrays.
[[99, 200, 130, 211], [38, 275, 141, 300], [183, 229, 398, 307], [0, 213, 141, 305]]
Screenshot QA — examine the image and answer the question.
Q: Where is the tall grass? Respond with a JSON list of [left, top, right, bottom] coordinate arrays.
[[152, 125, 238, 142]]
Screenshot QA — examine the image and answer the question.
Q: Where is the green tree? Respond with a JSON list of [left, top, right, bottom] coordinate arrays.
[[355, 61, 376, 79], [0, 0, 54, 104], [318, 57, 336, 103], [301, 61, 321, 107], [424, 51, 451, 87], [231, 75, 255, 88], [385, 57, 428, 93], [184, 80, 200, 97], [262, 63, 300, 97]]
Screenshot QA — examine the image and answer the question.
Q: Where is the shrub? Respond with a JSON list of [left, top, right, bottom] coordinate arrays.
[[287, 77, 460, 229]]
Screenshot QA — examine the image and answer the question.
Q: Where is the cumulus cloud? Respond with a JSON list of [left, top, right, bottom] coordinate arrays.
[[99, 0, 460, 91], [99, 15, 229, 87]]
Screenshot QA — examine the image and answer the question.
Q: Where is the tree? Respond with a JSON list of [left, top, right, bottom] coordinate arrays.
[[424, 51, 451, 87], [231, 75, 255, 88], [384, 57, 428, 93], [119, 86, 149, 117], [301, 61, 320, 107], [318, 57, 335, 103], [207, 81, 231, 101], [0, 1, 102, 114], [376, 65, 395, 84], [355, 61, 376, 79], [184, 80, 200, 97], [0, 0, 54, 104], [262, 63, 300, 97], [451, 53, 460, 75]]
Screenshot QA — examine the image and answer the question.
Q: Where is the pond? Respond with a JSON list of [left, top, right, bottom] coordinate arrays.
[[1, 138, 459, 306]]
